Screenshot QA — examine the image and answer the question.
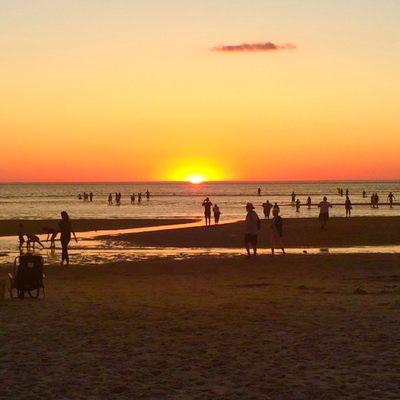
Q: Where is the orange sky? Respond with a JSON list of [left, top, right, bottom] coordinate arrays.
[[1, 1, 400, 182]]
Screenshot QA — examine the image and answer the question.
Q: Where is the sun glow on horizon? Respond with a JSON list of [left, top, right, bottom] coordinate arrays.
[[187, 174, 206, 184]]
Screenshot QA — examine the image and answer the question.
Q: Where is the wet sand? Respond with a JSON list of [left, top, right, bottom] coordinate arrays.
[[111, 216, 400, 248], [1, 254, 400, 399], [0, 218, 197, 237]]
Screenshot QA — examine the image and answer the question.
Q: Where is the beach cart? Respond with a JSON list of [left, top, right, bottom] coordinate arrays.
[[8, 254, 45, 299]]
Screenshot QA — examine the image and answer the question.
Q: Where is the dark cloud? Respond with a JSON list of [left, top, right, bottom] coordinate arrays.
[[211, 42, 296, 52]]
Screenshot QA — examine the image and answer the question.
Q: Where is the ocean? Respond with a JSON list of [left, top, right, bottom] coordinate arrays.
[[0, 181, 399, 220]]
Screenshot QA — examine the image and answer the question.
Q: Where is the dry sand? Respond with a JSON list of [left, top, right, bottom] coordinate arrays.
[[0, 218, 196, 237], [1, 254, 400, 399], [111, 216, 400, 248]]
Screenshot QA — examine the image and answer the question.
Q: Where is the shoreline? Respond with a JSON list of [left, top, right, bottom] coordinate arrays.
[[0, 218, 198, 237], [105, 216, 400, 249]]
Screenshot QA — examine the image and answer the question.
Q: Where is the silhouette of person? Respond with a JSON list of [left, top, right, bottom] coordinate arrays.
[[291, 191, 296, 204], [273, 202, 280, 213], [345, 189, 349, 196], [257, 188, 261, 196], [146, 190, 150, 200], [318, 196, 332, 230], [213, 204, 221, 224], [17, 223, 25, 249], [131, 193, 136, 204], [262, 200, 272, 219], [27, 234, 45, 250], [345, 196, 352, 217], [138, 193, 142, 203], [202, 197, 213, 226], [362, 190, 366, 198], [388, 192, 395, 208], [59, 211, 77, 266], [43, 226, 58, 249], [244, 203, 261, 257], [108, 193, 113, 205], [307, 196, 312, 209], [89, 192, 93, 202], [295, 199, 301, 212], [270, 208, 285, 255]]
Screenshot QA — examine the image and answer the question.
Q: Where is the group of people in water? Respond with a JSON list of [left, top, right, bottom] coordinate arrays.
[[78, 192, 94, 201], [17, 211, 77, 265], [107, 190, 151, 205]]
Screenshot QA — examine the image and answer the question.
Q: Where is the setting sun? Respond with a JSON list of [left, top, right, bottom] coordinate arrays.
[[187, 175, 205, 184]]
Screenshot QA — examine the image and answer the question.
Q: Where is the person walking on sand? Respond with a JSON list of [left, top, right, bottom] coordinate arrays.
[[202, 197, 213, 226], [244, 203, 261, 258], [213, 204, 221, 224], [295, 199, 301, 212], [108, 193, 113, 205], [318, 196, 332, 230], [270, 208, 285, 255], [59, 211, 77, 266], [17, 223, 25, 249], [262, 200, 272, 219], [345, 195, 352, 217], [307, 196, 312, 209], [388, 192, 395, 208]]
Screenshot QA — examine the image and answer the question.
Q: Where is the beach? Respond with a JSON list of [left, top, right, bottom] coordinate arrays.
[[2, 253, 400, 399], [105, 216, 400, 249]]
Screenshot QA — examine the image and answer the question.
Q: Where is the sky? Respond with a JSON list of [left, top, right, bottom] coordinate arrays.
[[1, 0, 400, 182]]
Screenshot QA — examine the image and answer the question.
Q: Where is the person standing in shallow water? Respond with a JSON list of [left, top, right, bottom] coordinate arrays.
[[59, 211, 77, 266], [262, 200, 272, 219], [213, 204, 221, 224], [388, 192, 395, 208], [318, 196, 332, 230], [108, 193, 113, 205], [295, 199, 301, 212], [345, 196, 352, 217], [202, 197, 213, 226], [270, 208, 285, 255], [307, 196, 312, 209]]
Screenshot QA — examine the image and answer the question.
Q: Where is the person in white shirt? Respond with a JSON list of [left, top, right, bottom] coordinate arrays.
[[244, 202, 261, 257], [318, 196, 332, 229]]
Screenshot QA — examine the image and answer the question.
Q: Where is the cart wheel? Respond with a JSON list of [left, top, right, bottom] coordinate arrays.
[[28, 289, 40, 299]]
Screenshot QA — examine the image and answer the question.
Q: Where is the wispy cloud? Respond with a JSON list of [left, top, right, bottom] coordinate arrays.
[[211, 42, 296, 53]]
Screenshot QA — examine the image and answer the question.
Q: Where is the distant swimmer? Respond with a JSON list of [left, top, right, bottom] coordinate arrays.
[[270, 208, 285, 256], [307, 196, 312, 209], [146, 190, 150, 200], [291, 191, 296, 204], [59, 211, 78, 266], [295, 199, 301, 212], [17, 223, 25, 249], [262, 200, 272, 219], [345, 196, 352, 217], [244, 203, 261, 258], [213, 204, 221, 224], [257, 187, 261, 196], [388, 192, 395, 208], [202, 197, 213, 226], [27, 234, 45, 250], [43, 226, 58, 248], [318, 196, 332, 230], [131, 193, 136, 204], [108, 193, 113, 205]]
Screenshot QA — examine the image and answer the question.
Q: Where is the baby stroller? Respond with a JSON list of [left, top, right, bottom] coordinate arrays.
[[8, 254, 45, 298]]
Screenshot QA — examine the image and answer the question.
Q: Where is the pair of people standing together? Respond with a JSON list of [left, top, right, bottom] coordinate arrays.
[[245, 202, 284, 257]]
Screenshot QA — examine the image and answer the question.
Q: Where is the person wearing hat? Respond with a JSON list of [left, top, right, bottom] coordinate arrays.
[[244, 202, 261, 257]]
